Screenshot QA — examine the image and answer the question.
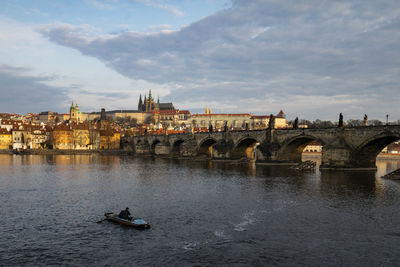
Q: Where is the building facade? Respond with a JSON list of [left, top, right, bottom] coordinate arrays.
[[71, 122, 90, 150], [0, 128, 12, 149], [52, 123, 74, 149]]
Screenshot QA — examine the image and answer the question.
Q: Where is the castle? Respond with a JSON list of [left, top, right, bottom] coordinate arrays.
[[137, 90, 175, 112]]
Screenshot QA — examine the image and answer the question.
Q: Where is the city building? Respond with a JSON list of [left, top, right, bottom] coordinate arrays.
[[71, 122, 90, 150], [30, 128, 48, 149], [0, 119, 22, 132], [192, 113, 253, 130], [38, 111, 58, 125], [0, 128, 12, 149], [52, 123, 73, 149], [303, 141, 322, 153], [191, 109, 287, 131], [87, 122, 100, 150], [99, 130, 120, 149], [11, 124, 33, 150], [154, 109, 191, 129]]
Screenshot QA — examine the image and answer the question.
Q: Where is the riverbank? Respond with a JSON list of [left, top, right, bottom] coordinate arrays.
[[302, 151, 400, 159], [0, 149, 134, 155]]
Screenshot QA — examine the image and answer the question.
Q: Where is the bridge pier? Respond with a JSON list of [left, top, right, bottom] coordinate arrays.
[[320, 147, 355, 169], [154, 143, 171, 155], [135, 141, 150, 154], [212, 140, 234, 159], [179, 139, 198, 157]]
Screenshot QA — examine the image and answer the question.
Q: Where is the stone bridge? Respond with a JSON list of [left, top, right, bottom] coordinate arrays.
[[122, 125, 400, 169]]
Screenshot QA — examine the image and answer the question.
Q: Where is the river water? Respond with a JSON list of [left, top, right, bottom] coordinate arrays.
[[1, 154, 400, 266]]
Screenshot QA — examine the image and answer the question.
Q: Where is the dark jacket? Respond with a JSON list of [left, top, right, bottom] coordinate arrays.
[[118, 209, 131, 220]]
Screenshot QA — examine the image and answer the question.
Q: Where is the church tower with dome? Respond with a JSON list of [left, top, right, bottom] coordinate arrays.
[[69, 101, 83, 122]]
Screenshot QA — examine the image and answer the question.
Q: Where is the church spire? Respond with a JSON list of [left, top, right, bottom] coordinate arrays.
[[138, 94, 143, 111]]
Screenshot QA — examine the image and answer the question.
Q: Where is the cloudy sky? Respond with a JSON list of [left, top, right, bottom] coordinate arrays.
[[1, 0, 399, 121]]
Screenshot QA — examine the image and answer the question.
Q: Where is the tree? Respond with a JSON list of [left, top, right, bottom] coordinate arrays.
[[299, 119, 313, 128], [309, 119, 334, 128], [346, 119, 363, 127], [369, 120, 383, 126]]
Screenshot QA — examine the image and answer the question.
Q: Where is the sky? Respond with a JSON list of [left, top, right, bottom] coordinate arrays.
[[0, 0, 399, 121]]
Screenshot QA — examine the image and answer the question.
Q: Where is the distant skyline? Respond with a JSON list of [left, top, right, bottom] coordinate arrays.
[[1, 0, 399, 121]]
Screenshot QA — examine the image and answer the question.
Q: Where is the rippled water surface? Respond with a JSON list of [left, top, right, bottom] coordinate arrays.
[[1, 154, 400, 266]]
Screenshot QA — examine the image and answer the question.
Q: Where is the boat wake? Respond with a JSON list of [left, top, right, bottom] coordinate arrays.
[[183, 241, 202, 250], [234, 212, 256, 232], [214, 230, 232, 240]]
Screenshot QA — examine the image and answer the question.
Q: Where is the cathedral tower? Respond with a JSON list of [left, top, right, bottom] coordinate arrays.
[[138, 94, 143, 112], [145, 90, 154, 112]]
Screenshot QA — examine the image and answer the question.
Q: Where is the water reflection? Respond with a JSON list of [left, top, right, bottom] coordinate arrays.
[[1, 154, 399, 203], [303, 154, 400, 178], [319, 169, 380, 198], [376, 159, 400, 177], [153, 155, 400, 204], [2, 154, 399, 178]]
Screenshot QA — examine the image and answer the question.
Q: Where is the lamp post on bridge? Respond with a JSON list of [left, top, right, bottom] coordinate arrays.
[[386, 114, 389, 126]]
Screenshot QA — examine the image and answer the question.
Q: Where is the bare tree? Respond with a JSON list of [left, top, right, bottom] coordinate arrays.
[[369, 120, 383, 126], [346, 119, 364, 127]]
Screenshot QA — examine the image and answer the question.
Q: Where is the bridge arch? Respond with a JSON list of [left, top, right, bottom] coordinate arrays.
[[231, 137, 260, 160], [198, 138, 217, 158], [121, 138, 133, 151], [353, 133, 400, 167], [277, 135, 324, 162], [171, 139, 185, 157], [150, 139, 162, 154]]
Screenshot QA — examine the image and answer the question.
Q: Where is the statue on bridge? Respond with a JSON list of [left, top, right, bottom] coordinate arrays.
[[363, 114, 368, 126], [293, 117, 299, 129], [224, 121, 229, 132], [338, 113, 344, 128], [268, 114, 275, 129]]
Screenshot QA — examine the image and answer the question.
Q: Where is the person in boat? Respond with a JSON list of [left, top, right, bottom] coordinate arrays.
[[118, 207, 132, 221]]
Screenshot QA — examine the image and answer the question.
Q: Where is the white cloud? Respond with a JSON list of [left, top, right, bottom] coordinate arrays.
[[0, 64, 68, 113], [16, 1, 400, 119], [134, 0, 184, 17], [85, 0, 119, 10], [147, 24, 172, 33], [0, 16, 168, 113]]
